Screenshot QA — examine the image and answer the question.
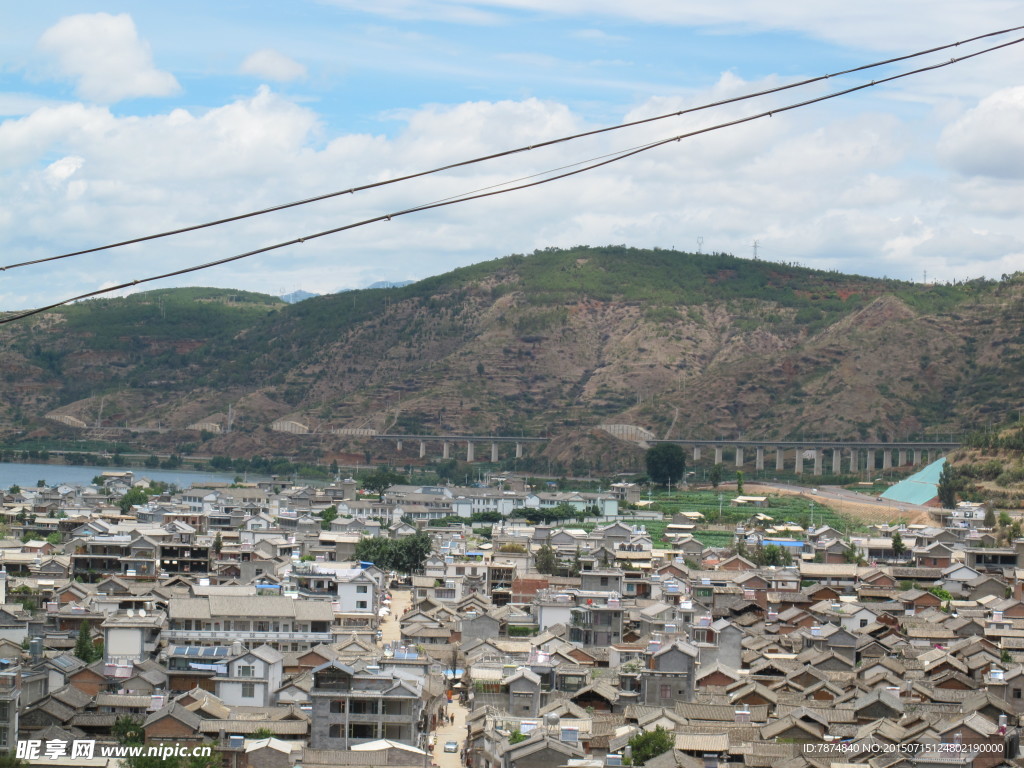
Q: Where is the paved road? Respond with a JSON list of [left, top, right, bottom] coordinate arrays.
[[431, 696, 468, 768], [379, 585, 411, 646]]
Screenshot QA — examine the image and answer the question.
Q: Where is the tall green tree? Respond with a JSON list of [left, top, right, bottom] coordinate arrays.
[[735, 470, 744, 496], [319, 505, 338, 531], [709, 463, 723, 489], [361, 468, 407, 500], [891, 531, 907, 558], [645, 444, 686, 486], [937, 463, 960, 509], [535, 543, 557, 575], [627, 726, 673, 766], [118, 486, 149, 514], [74, 620, 99, 663]]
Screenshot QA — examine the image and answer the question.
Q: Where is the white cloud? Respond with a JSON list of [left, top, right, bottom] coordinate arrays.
[[938, 86, 1024, 179], [37, 13, 179, 103], [2, 72, 1024, 309], [240, 49, 308, 82]]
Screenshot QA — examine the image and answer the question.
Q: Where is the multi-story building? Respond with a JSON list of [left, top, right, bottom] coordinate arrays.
[[166, 596, 336, 652], [287, 563, 379, 625], [0, 665, 19, 752], [214, 645, 283, 707], [309, 660, 430, 749]]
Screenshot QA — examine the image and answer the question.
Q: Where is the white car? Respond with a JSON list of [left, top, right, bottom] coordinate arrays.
[[444, 741, 459, 753]]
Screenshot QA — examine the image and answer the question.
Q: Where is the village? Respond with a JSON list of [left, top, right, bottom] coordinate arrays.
[[0, 465, 1020, 768]]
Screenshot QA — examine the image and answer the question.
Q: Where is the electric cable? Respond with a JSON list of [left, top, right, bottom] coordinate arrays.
[[2, 30, 1023, 325], [2, 24, 1023, 274]]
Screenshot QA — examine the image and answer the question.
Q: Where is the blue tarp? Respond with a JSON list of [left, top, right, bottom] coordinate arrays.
[[880, 457, 945, 506], [762, 540, 803, 549]]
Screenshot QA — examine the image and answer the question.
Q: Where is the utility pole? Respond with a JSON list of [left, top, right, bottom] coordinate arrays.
[[697, 236, 703, 255], [752, 241, 759, 260]]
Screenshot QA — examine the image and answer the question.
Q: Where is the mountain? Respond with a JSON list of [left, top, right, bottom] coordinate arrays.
[[280, 290, 319, 304], [366, 280, 414, 290], [1, 247, 1022, 469]]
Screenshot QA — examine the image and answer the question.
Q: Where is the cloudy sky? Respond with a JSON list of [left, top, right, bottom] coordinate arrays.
[[2, 3, 1024, 310]]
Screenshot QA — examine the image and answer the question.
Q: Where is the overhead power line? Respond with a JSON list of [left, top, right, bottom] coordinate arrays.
[[1, 29, 1023, 325], [2, 24, 1023, 277]]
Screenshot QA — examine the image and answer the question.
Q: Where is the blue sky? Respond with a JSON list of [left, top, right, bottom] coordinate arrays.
[[2, 3, 1024, 310]]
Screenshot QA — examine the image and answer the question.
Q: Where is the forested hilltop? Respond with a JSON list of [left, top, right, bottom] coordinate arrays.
[[2, 246, 1022, 467]]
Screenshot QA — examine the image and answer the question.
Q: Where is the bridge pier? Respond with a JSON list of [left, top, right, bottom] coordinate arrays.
[[467, 441, 475, 462], [795, 449, 804, 475], [419, 441, 426, 459], [735, 447, 744, 468], [715, 446, 723, 465], [832, 449, 842, 475], [813, 449, 823, 476], [693, 446, 701, 462], [776, 448, 785, 472], [491, 442, 498, 463], [515, 442, 523, 459], [396, 439, 403, 451], [756, 447, 764, 471], [442, 441, 450, 460], [849, 449, 858, 473], [913, 449, 921, 466], [882, 450, 892, 470], [898, 449, 906, 467]]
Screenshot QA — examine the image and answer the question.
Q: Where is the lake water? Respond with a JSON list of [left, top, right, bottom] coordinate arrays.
[[0, 462, 234, 490]]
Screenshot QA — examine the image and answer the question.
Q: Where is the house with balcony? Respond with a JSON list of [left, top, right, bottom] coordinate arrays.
[[214, 644, 283, 707], [289, 563, 377, 608], [309, 660, 432, 749], [69, 535, 134, 582], [166, 596, 336, 652], [566, 595, 624, 647]]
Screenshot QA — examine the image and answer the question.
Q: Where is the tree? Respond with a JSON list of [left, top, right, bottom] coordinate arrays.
[[361, 468, 407, 500], [319, 505, 338, 531], [6, 485, 19, 495], [735, 470, 744, 496], [250, 728, 275, 740], [112, 714, 145, 745], [212, 532, 223, 556], [535, 543, 557, 575], [645, 444, 686, 486], [936, 463, 960, 509], [118, 487, 149, 514], [891, 531, 907, 558], [984, 504, 996, 528], [627, 726, 673, 766], [709, 463, 723, 489], [46, 532, 61, 547], [75, 620, 99, 663]]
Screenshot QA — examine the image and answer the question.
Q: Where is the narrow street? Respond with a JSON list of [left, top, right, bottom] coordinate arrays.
[[377, 586, 468, 767]]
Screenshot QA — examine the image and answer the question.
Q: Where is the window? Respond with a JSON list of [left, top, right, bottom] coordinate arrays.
[[860, 619, 869, 628], [659, 684, 671, 700], [241, 683, 255, 698], [356, 601, 367, 609], [330, 700, 345, 714], [329, 724, 342, 738], [237, 665, 255, 678], [1014, 689, 1022, 699], [356, 585, 368, 593]]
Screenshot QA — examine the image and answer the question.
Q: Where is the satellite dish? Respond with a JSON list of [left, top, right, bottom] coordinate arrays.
[[139, 609, 146, 618], [127, 609, 135, 617]]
